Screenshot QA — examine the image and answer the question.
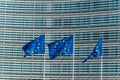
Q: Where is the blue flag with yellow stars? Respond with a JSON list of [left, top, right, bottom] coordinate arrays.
[[82, 38, 102, 63], [22, 35, 45, 57], [48, 35, 73, 59]]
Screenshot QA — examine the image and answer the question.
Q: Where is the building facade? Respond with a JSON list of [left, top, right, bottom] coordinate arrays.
[[0, 0, 119, 79]]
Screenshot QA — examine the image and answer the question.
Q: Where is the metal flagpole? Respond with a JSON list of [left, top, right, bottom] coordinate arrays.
[[100, 34, 103, 80], [43, 35, 45, 79], [72, 33, 75, 80], [100, 56, 103, 80], [43, 53, 46, 80]]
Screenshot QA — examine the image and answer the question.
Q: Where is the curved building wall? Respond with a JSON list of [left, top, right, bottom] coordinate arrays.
[[0, 0, 120, 80]]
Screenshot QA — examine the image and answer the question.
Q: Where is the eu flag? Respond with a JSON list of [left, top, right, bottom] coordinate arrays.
[[82, 38, 102, 62], [22, 35, 45, 57], [48, 35, 73, 59]]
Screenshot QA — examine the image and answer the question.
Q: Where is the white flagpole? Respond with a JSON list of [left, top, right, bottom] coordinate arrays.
[[43, 33, 45, 80], [100, 38, 103, 80], [43, 53, 46, 80], [100, 56, 103, 80], [72, 33, 75, 80]]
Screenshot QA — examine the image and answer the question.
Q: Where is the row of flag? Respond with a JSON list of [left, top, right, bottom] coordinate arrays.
[[22, 35, 73, 59], [22, 34, 102, 62]]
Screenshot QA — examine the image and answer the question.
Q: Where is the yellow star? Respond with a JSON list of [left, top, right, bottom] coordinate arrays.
[[96, 50, 98, 52], [56, 42, 58, 45], [54, 46, 56, 48], [38, 43, 40, 45], [64, 48, 66, 50], [62, 40, 65, 42], [37, 46, 39, 49], [66, 44, 68, 46], [31, 50, 34, 53]]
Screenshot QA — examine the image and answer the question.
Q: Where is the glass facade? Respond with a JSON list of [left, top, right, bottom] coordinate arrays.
[[0, 0, 120, 79]]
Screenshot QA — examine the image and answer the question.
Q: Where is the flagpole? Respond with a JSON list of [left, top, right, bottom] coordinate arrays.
[[100, 38, 103, 80], [43, 53, 45, 80], [100, 56, 103, 80], [72, 33, 75, 80], [43, 33, 45, 80]]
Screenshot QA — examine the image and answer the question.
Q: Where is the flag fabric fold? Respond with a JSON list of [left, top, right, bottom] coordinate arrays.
[[22, 35, 45, 57], [48, 35, 73, 59], [82, 38, 102, 62]]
